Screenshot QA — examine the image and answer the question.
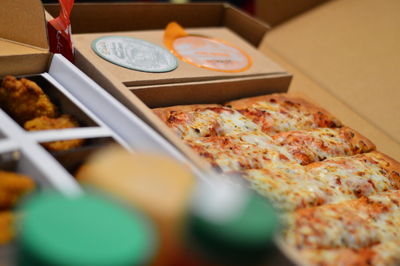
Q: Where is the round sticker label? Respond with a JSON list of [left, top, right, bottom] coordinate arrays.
[[92, 36, 178, 73], [172, 36, 252, 72]]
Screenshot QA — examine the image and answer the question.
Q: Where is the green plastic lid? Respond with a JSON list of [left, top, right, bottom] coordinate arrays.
[[18, 192, 156, 266], [189, 179, 279, 265]]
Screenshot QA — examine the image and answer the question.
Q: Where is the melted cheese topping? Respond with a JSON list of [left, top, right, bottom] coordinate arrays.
[[285, 191, 400, 250], [299, 241, 400, 266], [244, 168, 326, 212], [185, 132, 296, 172], [273, 128, 353, 165], [243, 153, 396, 212], [307, 154, 398, 202], [169, 108, 259, 139], [242, 101, 317, 135]]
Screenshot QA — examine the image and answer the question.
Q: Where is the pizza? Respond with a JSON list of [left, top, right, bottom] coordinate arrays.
[[184, 127, 375, 173], [244, 151, 400, 211], [184, 132, 296, 172], [225, 93, 342, 135], [285, 190, 400, 250], [153, 104, 259, 139], [272, 127, 375, 165], [152, 93, 400, 266], [243, 167, 324, 212], [305, 151, 400, 199], [299, 240, 400, 266]]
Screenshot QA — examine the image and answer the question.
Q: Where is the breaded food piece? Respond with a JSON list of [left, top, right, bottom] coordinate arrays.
[[24, 114, 79, 131], [0, 170, 35, 209], [24, 115, 84, 151], [0, 211, 14, 244], [0, 75, 57, 123]]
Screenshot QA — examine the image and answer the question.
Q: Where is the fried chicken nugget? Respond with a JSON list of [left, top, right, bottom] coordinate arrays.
[[0, 75, 57, 123], [0, 171, 35, 209], [0, 211, 14, 244], [24, 115, 84, 151]]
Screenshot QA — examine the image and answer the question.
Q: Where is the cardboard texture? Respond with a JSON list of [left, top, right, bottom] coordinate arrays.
[[260, 0, 400, 161], [46, 2, 290, 88], [45, 3, 269, 47], [0, 0, 50, 76], [0, 0, 48, 50], [255, 0, 328, 26], [73, 28, 286, 87]]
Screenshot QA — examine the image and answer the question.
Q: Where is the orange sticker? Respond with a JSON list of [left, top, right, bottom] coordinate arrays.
[[164, 22, 252, 73]]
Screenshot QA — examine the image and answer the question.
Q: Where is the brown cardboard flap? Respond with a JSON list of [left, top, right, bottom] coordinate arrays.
[[0, 0, 48, 50], [0, 53, 51, 77], [45, 3, 268, 47], [73, 27, 286, 86], [223, 4, 270, 48], [255, 0, 328, 26], [0, 40, 47, 57], [261, 0, 400, 159], [134, 74, 290, 108]]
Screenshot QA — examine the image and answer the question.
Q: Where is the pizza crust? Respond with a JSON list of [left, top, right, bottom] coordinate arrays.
[[369, 151, 400, 187], [340, 127, 376, 153], [225, 93, 342, 128]]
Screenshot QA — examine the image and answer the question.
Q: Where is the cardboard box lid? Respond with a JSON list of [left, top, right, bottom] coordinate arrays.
[[73, 27, 286, 87], [260, 0, 400, 160], [0, 0, 50, 76], [0, 0, 48, 53], [46, 3, 288, 87]]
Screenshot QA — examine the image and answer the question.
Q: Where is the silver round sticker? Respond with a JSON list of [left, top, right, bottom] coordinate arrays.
[[92, 36, 178, 73]]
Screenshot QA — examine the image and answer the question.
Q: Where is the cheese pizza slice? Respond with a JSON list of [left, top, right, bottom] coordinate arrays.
[[305, 151, 400, 200], [184, 132, 296, 172], [300, 240, 400, 266], [153, 104, 260, 139], [225, 93, 342, 135], [285, 190, 400, 250], [272, 127, 375, 165], [244, 151, 400, 211], [243, 168, 327, 212]]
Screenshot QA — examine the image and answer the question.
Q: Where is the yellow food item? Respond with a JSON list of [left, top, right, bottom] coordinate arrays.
[[0, 211, 14, 244], [0, 170, 35, 209], [24, 115, 84, 151], [0, 75, 57, 123]]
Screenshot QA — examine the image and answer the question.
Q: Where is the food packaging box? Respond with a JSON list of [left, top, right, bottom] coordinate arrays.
[[255, 0, 400, 161], [47, 2, 400, 264], [0, 0, 194, 196], [44, 2, 293, 169]]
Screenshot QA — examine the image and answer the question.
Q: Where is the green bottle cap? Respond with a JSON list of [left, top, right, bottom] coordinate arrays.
[[18, 192, 156, 266], [189, 178, 279, 265]]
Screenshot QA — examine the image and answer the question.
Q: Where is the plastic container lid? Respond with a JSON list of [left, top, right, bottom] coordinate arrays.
[[18, 192, 156, 266], [189, 179, 279, 265]]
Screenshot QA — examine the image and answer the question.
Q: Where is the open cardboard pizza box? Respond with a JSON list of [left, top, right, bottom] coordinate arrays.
[[43, 1, 400, 265], [256, 0, 400, 161]]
